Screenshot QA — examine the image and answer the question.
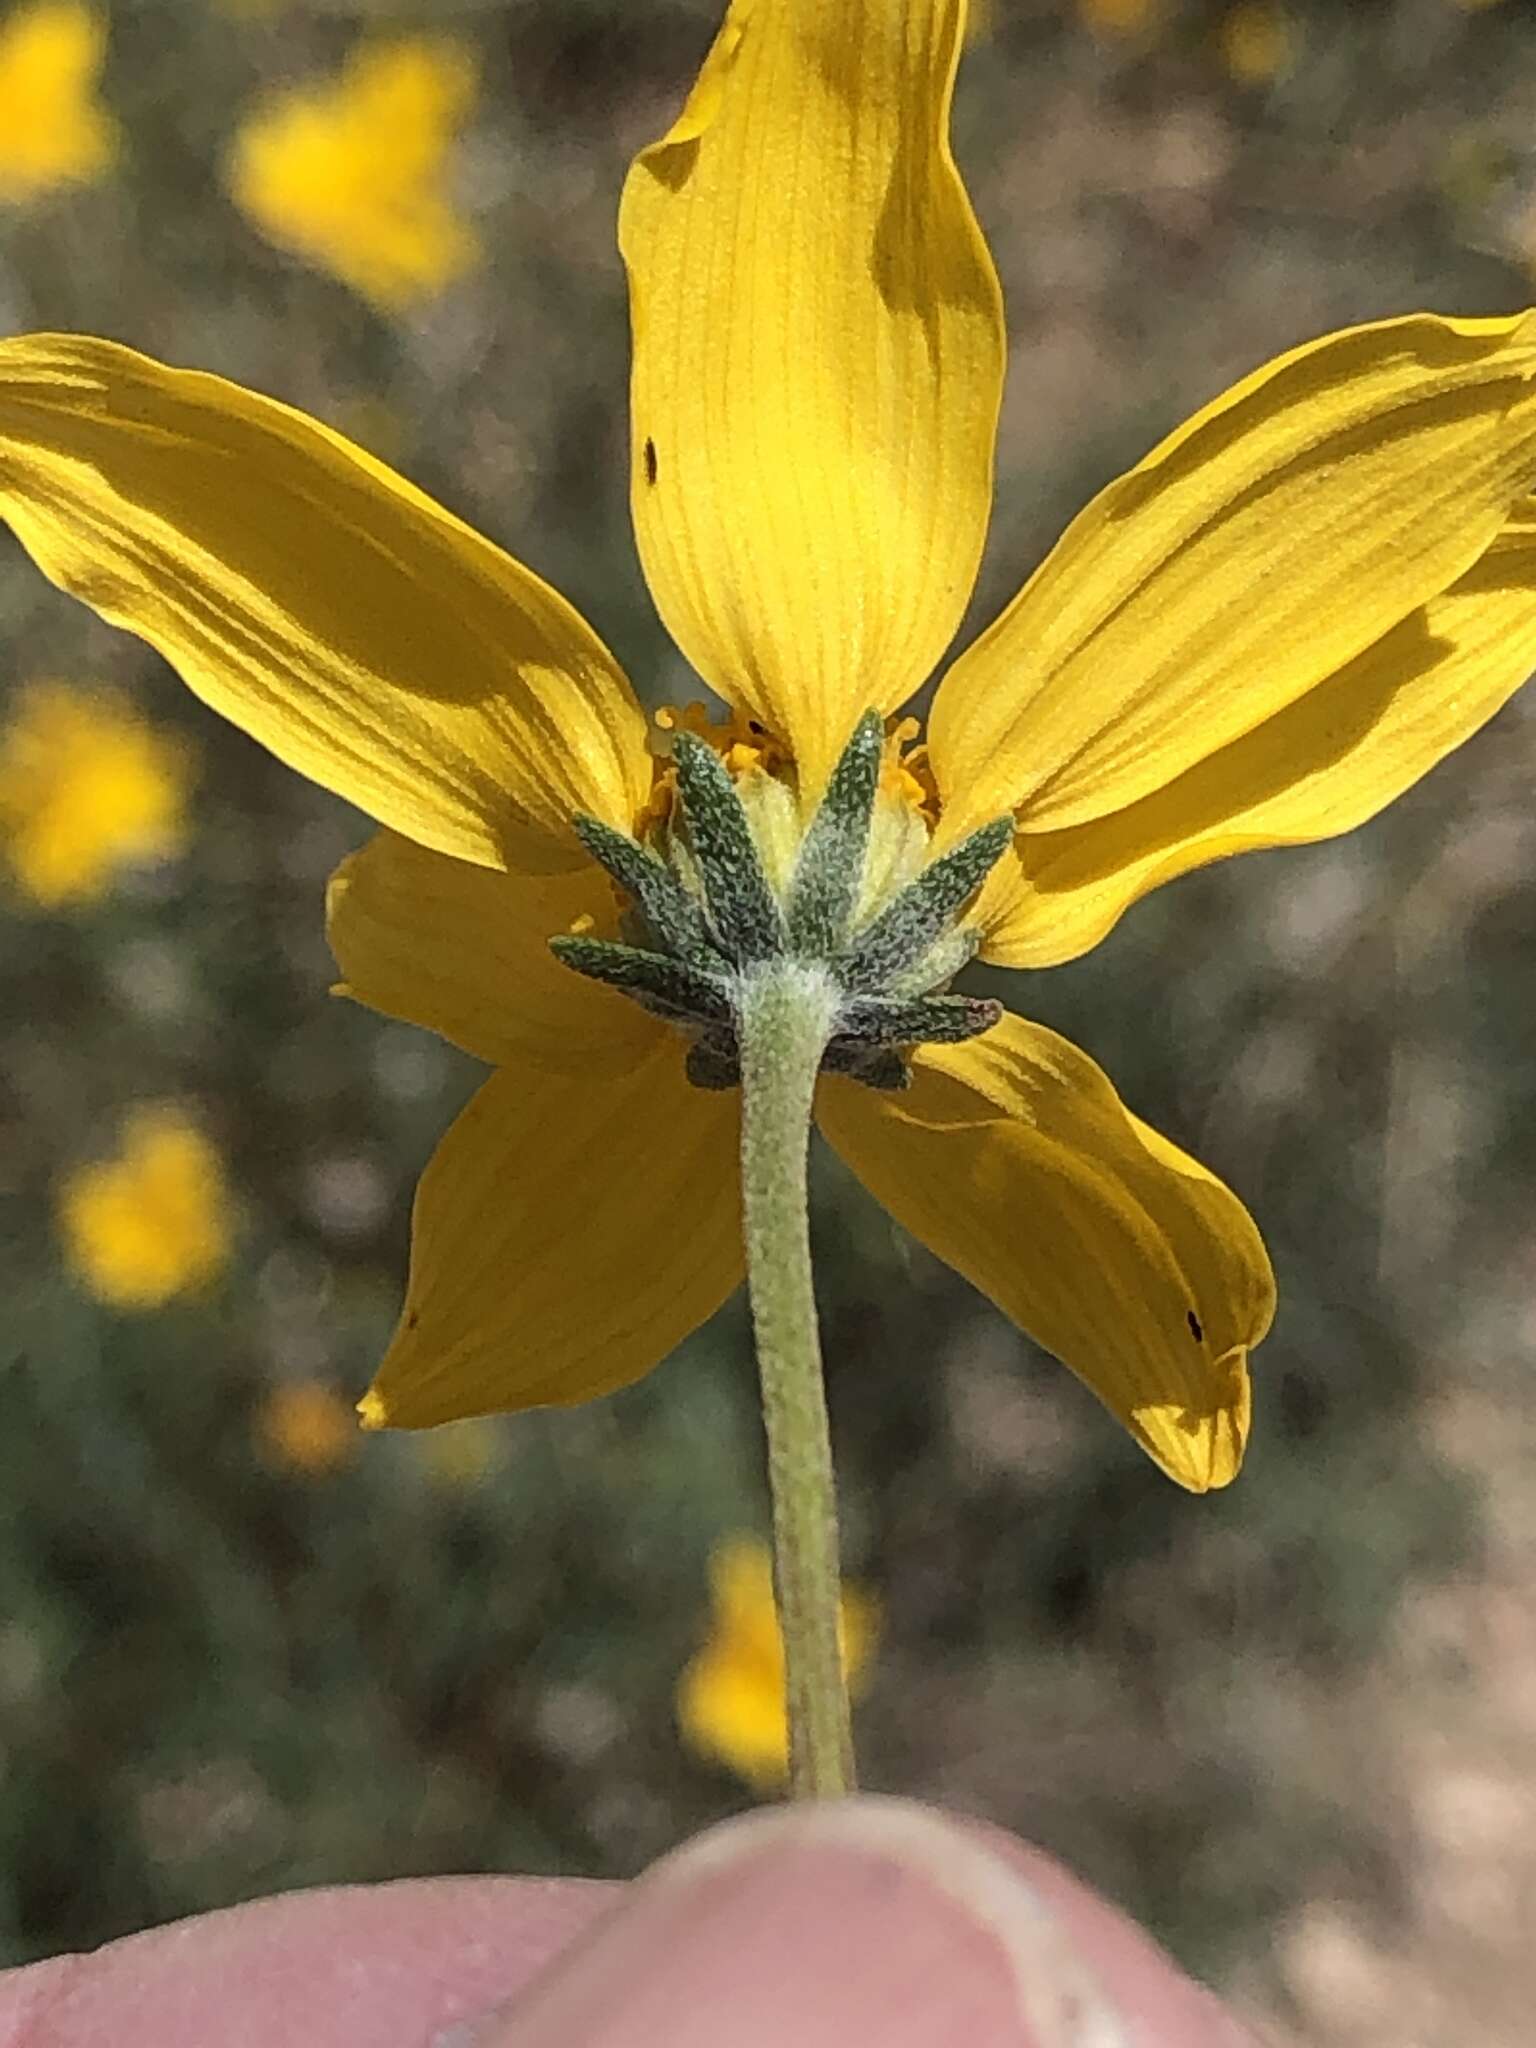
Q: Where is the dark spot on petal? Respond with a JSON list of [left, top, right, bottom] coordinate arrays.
[[1186, 1309, 1204, 1343], [643, 437, 658, 486], [406, 1310, 421, 1332]]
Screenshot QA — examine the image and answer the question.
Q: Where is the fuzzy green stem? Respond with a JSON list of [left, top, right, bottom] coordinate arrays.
[[737, 960, 853, 1800]]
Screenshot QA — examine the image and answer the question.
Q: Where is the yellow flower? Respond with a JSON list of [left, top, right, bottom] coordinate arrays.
[[678, 1538, 878, 1788], [0, 0, 116, 204], [58, 1108, 231, 1309], [0, 679, 190, 906], [1218, 2, 1294, 86], [3, 0, 1536, 1488], [226, 38, 479, 311], [257, 1380, 357, 1476]]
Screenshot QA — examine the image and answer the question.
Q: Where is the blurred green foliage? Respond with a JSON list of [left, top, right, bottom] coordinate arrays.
[[3, 0, 1536, 2014]]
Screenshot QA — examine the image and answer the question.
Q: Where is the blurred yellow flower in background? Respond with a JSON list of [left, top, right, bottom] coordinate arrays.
[[0, 680, 190, 906], [58, 1108, 232, 1309], [1219, 2, 1295, 86], [0, 0, 117, 204], [677, 1537, 878, 1789], [226, 37, 480, 311], [257, 1380, 357, 1477], [1077, 0, 1162, 39]]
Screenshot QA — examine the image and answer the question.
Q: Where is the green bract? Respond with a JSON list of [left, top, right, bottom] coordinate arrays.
[[552, 712, 1008, 1092]]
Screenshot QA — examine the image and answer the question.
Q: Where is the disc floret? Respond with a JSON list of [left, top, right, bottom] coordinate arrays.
[[549, 709, 1012, 1091]]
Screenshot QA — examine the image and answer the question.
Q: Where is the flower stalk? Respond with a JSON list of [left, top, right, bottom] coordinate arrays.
[[736, 959, 853, 1799], [553, 714, 1011, 1797]]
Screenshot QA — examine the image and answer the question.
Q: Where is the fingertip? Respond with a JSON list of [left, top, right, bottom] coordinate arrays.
[[953, 1818, 1271, 2048], [0, 1956, 75, 2048], [485, 1797, 1139, 2046], [0, 1877, 616, 2048]]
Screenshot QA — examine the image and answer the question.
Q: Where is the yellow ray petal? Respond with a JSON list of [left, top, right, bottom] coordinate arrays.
[[359, 1047, 743, 1428], [930, 312, 1536, 844], [619, 0, 1004, 801], [817, 1016, 1275, 1490], [327, 829, 664, 1075], [977, 501, 1536, 966], [0, 335, 652, 868]]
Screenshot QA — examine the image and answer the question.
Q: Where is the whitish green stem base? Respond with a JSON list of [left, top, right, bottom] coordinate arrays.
[[737, 960, 853, 1800]]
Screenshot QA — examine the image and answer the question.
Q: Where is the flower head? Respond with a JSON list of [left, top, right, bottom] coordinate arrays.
[[0, 0, 116, 204], [58, 1107, 231, 1309], [678, 1537, 878, 1788], [226, 37, 479, 311], [0, 679, 190, 905], [4, 0, 1536, 1488]]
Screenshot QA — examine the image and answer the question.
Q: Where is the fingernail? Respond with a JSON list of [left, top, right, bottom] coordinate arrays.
[[457, 1796, 1131, 2047]]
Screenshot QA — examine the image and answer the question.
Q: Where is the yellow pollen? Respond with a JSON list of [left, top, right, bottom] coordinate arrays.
[[630, 703, 958, 933], [624, 703, 980, 938], [653, 701, 790, 772], [879, 715, 939, 823], [643, 701, 795, 838]]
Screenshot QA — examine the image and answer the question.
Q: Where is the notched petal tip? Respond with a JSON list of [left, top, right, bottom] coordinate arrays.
[[818, 1016, 1274, 1491], [1135, 1344, 1252, 1493], [356, 1389, 389, 1431]]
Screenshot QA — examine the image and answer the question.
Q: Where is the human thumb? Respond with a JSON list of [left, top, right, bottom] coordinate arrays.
[[448, 1795, 1263, 2048]]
